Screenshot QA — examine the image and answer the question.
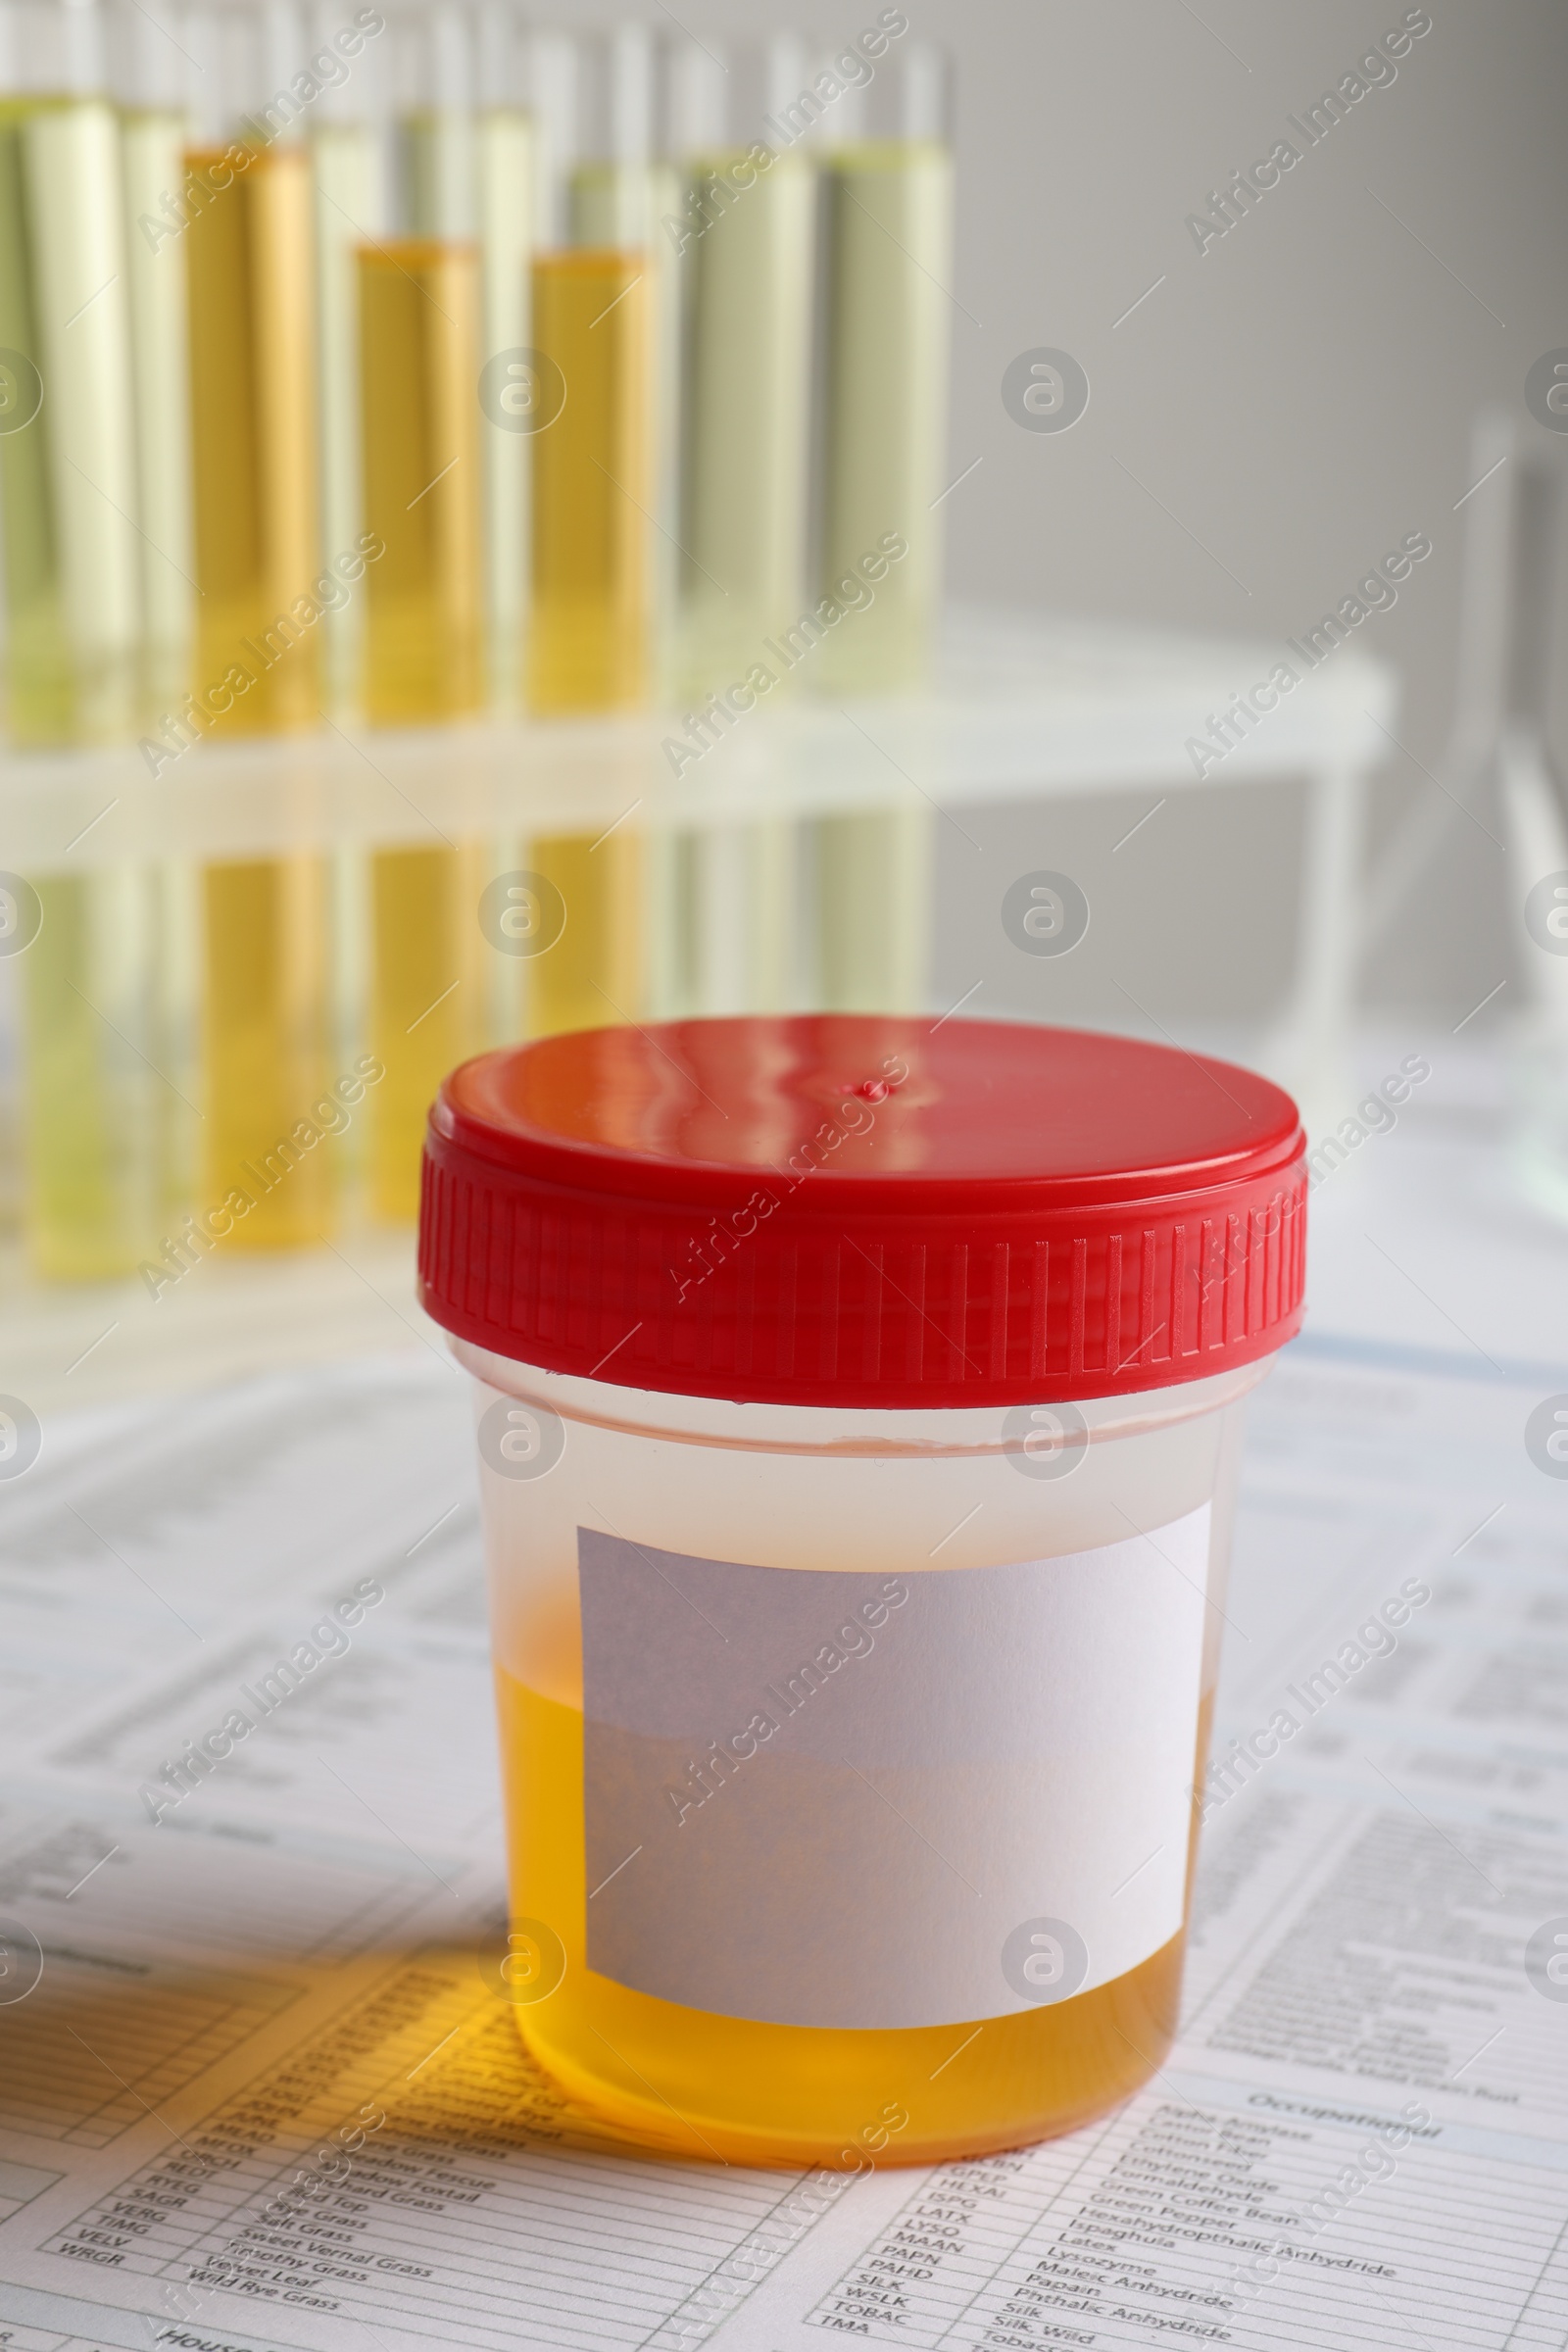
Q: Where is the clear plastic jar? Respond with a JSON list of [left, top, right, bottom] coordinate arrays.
[[460, 1346, 1263, 2168], [419, 1015, 1305, 2167]]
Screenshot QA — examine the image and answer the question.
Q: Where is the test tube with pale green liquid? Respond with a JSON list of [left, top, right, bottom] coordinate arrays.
[[5, 0, 169, 1276], [810, 47, 952, 1013]]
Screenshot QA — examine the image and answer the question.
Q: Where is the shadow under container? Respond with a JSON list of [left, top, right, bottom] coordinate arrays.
[[417, 1015, 1306, 2169]]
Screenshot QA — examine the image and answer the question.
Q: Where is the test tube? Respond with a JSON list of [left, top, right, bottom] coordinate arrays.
[[399, 4, 535, 700], [808, 47, 949, 1016], [475, 3, 531, 701], [311, 0, 383, 706], [0, 0, 141, 741], [20, 836, 199, 1279], [565, 24, 662, 248], [643, 820, 801, 1020], [0, 84, 54, 740], [470, 27, 574, 1053], [115, 0, 193, 710], [812, 804, 932, 1012], [8, 0, 166, 1279], [365, 12, 502, 1200], [0, 880, 21, 1250], [518, 241, 649, 1036], [526, 25, 576, 250], [511, 32, 651, 1034], [529, 24, 658, 712], [368, 845, 485, 1220], [399, 0, 471, 238], [358, 238, 482, 720], [183, 34, 333, 1247], [815, 45, 953, 691], [358, 236, 486, 1213], [521, 829, 646, 1040], [201, 857, 333, 1249], [304, 7, 381, 1225], [566, 24, 677, 688], [22, 866, 165, 1278], [670, 35, 814, 701], [524, 246, 647, 712], [114, 0, 200, 1233], [184, 138, 319, 730], [367, 8, 485, 1174], [652, 39, 815, 1022]]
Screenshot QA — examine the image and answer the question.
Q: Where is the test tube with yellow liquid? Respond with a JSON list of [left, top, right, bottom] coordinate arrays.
[[184, 134, 333, 1246], [366, 848, 487, 1222], [200, 859, 334, 1250], [359, 240, 483, 721], [519, 241, 648, 1038], [396, 7, 534, 1085], [185, 138, 319, 730], [526, 247, 648, 712], [568, 41, 676, 666], [358, 237, 486, 1218], [379, 16, 531, 1177]]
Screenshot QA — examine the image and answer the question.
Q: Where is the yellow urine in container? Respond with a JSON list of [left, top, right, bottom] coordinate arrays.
[[358, 240, 484, 723], [201, 859, 333, 1250], [184, 142, 319, 732], [495, 1663, 1206, 2169], [525, 250, 648, 713], [368, 846, 486, 1222]]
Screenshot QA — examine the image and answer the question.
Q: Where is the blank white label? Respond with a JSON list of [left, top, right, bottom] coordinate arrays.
[[579, 1505, 1211, 2031]]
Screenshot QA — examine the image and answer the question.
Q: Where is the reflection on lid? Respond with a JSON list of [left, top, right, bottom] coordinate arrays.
[[452, 1014, 1296, 1191]]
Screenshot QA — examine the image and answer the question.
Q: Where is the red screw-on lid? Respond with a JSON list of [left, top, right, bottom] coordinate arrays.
[[418, 1016, 1306, 1408]]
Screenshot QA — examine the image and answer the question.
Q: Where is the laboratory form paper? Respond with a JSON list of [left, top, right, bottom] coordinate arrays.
[[0, 1335, 1565, 2352]]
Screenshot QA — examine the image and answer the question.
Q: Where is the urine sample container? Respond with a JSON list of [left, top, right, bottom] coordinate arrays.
[[418, 1014, 1306, 2168]]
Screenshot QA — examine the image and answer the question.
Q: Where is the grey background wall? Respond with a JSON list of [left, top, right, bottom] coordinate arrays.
[[644, 0, 1568, 1035], [929, 0, 1568, 1038]]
